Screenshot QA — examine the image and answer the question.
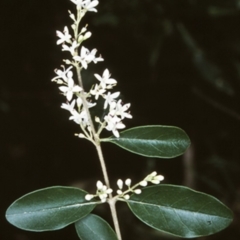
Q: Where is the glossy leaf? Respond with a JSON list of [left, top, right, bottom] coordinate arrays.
[[102, 125, 190, 158], [75, 214, 118, 240], [127, 185, 233, 238], [6, 186, 97, 231]]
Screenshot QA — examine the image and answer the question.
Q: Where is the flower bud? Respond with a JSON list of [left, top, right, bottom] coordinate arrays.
[[95, 116, 100, 123], [134, 189, 142, 194], [83, 31, 92, 40], [125, 178, 131, 187], [117, 179, 123, 189], [139, 180, 147, 186], [78, 35, 84, 43], [124, 195, 130, 200], [85, 194, 94, 201]]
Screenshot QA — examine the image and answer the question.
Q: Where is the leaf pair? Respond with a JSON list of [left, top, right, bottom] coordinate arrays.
[[5, 126, 233, 239]]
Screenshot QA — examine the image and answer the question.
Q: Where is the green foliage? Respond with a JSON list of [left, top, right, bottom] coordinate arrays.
[[6, 186, 97, 231], [127, 185, 233, 238], [75, 214, 118, 240], [102, 125, 190, 158]]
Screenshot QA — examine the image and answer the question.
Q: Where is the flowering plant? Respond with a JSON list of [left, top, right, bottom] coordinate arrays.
[[5, 1, 233, 239]]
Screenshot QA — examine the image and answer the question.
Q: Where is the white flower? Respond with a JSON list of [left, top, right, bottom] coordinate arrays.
[[56, 26, 72, 45], [69, 110, 81, 124], [103, 91, 120, 109], [90, 84, 106, 100], [104, 115, 125, 138], [61, 99, 76, 112], [70, 0, 84, 9], [73, 47, 103, 69], [52, 66, 73, 82], [70, 0, 99, 12], [69, 109, 89, 127], [59, 78, 82, 101], [62, 40, 79, 55], [96, 181, 112, 202], [114, 100, 132, 119], [82, 0, 99, 12], [94, 69, 117, 89], [76, 96, 96, 109], [87, 48, 104, 63]]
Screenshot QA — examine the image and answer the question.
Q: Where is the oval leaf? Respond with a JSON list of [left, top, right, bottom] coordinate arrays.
[[6, 186, 97, 231], [102, 125, 190, 158], [127, 185, 233, 238], [75, 214, 118, 240]]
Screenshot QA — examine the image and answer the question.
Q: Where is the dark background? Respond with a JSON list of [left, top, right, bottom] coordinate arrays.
[[1, 0, 240, 239]]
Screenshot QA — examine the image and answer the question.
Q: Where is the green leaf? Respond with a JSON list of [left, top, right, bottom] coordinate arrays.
[[6, 186, 97, 232], [75, 214, 118, 240], [127, 185, 233, 238], [101, 125, 190, 158]]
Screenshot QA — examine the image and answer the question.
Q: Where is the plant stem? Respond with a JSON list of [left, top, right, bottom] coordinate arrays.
[[95, 143, 110, 187], [108, 198, 122, 240], [75, 67, 122, 240]]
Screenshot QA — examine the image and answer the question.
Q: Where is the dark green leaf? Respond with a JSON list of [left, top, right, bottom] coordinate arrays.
[[75, 214, 118, 240], [6, 186, 97, 231], [127, 185, 233, 238], [102, 125, 190, 158]]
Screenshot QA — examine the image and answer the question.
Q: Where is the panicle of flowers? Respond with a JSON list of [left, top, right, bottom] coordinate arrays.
[[85, 180, 113, 202], [51, 0, 132, 140], [116, 172, 164, 200]]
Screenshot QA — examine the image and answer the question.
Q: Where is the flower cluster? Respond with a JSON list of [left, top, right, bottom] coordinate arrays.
[[116, 178, 142, 200], [85, 181, 113, 202], [139, 171, 164, 186], [51, 0, 132, 139], [85, 172, 164, 202], [116, 172, 164, 200]]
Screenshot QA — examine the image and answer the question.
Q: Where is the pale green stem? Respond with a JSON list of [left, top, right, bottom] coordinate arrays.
[[108, 198, 122, 240], [72, 8, 122, 240], [75, 64, 122, 240]]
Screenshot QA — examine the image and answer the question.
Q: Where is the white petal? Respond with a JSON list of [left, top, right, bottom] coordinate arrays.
[[59, 86, 68, 93], [73, 85, 82, 92], [66, 91, 73, 101], [112, 129, 119, 138]]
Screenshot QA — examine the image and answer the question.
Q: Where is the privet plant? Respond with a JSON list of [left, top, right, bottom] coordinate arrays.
[[6, 1, 233, 239]]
